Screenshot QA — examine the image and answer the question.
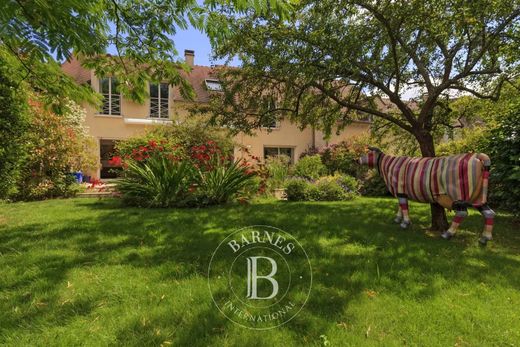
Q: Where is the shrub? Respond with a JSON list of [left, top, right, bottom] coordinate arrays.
[[313, 175, 357, 201], [294, 155, 326, 180], [286, 175, 358, 201], [320, 141, 368, 178], [334, 174, 360, 194], [117, 156, 195, 208], [285, 178, 310, 201], [116, 120, 234, 161], [116, 139, 257, 207], [315, 180, 346, 201], [433, 105, 520, 216], [360, 170, 389, 197], [485, 105, 520, 216], [195, 156, 255, 206], [0, 60, 29, 199], [265, 155, 291, 191], [14, 99, 97, 200]]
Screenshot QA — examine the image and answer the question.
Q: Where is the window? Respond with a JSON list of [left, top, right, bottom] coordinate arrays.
[[150, 83, 169, 118], [99, 77, 121, 115], [261, 117, 280, 129], [264, 147, 294, 162], [261, 98, 280, 129], [205, 79, 222, 91]]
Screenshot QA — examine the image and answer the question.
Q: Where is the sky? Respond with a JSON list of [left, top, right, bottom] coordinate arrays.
[[104, 24, 239, 67], [171, 27, 222, 67]]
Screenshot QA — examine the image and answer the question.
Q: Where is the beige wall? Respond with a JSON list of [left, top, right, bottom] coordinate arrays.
[[83, 75, 371, 178]]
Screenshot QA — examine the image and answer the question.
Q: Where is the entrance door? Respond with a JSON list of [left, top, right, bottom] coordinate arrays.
[[100, 139, 121, 178]]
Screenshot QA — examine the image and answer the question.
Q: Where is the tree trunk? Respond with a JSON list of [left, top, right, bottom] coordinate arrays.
[[416, 131, 449, 232]]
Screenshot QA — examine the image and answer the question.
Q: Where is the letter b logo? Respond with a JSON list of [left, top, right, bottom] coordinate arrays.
[[246, 256, 279, 300]]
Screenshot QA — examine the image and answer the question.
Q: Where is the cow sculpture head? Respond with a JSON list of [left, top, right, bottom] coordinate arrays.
[[359, 147, 383, 169]]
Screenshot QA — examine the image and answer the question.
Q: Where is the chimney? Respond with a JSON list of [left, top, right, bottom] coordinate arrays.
[[184, 49, 194, 66]]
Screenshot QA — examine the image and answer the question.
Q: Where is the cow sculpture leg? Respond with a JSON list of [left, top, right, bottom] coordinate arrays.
[[394, 204, 403, 224], [441, 202, 468, 240], [477, 204, 495, 246], [397, 196, 411, 229]]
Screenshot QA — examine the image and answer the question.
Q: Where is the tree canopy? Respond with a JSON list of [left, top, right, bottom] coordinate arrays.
[[206, 0, 520, 154], [0, 0, 292, 111]]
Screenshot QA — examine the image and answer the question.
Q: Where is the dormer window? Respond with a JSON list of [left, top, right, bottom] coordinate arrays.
[[205, 79, 222, 91], [149, 83, 169, 119]]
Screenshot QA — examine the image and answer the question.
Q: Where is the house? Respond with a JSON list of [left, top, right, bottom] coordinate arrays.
[[62, 50, 371, 179]]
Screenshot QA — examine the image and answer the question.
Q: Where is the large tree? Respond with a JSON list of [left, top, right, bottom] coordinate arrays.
[[203, 0, 520, 230]]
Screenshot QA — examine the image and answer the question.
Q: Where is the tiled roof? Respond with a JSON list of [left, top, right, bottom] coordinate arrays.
[[171, 65, 218, 103], [61, 56, 90, 84], [62, 56, 218, 103]]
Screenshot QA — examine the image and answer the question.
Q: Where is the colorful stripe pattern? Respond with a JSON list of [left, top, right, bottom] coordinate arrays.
[[377, 153, 489, 205]]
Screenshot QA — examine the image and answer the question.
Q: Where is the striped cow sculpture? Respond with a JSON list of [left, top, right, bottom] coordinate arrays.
[[359, 147, 495, 245]]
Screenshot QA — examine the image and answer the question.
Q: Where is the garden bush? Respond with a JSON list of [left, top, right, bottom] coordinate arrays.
[[116, 120, 234, 160], [285, 174, 359, 201], [265, 155, 291, 191], [313, 175, 358, 201], [0, 60, 29, 199], [14, 99, 97, 200], [359, 170, 389, 197], [117, 156, 195, 208], [320, 140, 369, 178], [483, 105, 520, 216], [116, 138, 257, 207], [195, 155, 255, 206], [294, 155, 326, 180], [285, 178, 310, 201], [306, 179, 348, 201], [434, 105, 520, 216]]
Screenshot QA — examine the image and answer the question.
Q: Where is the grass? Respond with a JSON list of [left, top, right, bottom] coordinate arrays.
[[0, 197, 519, 346]]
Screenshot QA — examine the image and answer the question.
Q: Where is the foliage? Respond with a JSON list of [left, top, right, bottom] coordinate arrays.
[[208, 0, 519, 152], [117, 156, 194, 208], [285, 178, 310, 201], [294, 155, 326, 180], [14, 99, 97, 200], [195, 156, 255, 206], [285, 174, 359, 201], [320, 139, 370, 178], [116, 121, 234, 161], [434, 84, 520, 215], [116, 136, 256, 207], [311, 175, 358, 201], [1, 0, 291, 110], [360, 170, 390, 197], [485, 104, 520, 216], [0, 56, 30, 199], [265, 154, 291, 190]]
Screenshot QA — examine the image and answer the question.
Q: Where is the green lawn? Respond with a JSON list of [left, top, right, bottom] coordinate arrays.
[[0, 197, 519, 346]]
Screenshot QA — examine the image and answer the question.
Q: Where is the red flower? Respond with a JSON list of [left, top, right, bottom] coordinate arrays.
[[108, 156, 122, 166]]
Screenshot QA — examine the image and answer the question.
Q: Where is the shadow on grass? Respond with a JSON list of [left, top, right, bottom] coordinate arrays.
[[0, 197, 519, 344]]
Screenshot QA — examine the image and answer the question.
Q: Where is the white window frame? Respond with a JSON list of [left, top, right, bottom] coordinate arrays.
[[261, 98, 280, 129], [263, 146, 294, 163], [261, 119, 281, 129], [149, 82, 170, 119], [98, 77, 121, 116], [205, 79, 223, 92]]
